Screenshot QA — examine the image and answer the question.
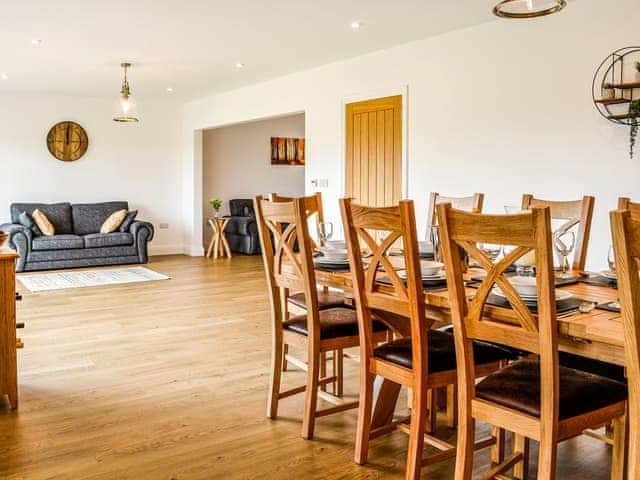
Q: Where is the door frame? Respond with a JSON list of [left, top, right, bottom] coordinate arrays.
[[340, 85, 409, 200]]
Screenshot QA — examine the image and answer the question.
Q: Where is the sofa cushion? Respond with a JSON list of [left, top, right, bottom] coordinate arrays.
[[32, 209, 56, 236], [11, 203, 73, 234], [100, 210, 127, 233], [84, 232, 134, 248], [18, 211, 42, 236], [71, 202, 129, 235], [119, 210, 138, 232], [32, 234, 84, 251]]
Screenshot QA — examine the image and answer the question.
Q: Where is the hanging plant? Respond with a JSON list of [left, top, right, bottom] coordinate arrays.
[[629, 100, 640, 159]]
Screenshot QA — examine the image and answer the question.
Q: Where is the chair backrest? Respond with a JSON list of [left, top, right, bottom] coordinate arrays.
[[270, 192, 324, 247], [618, 197, 640, 221], [521, 194, 594, 271], [610, 209, 640, 429], [436, 204, 558, 423], [341, 198, 428, 377], [255, 195, 322, 340], [426, 192, 484, 231]]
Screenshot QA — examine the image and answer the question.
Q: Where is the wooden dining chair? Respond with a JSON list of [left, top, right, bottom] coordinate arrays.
[[341, 198, 514, 480], [255, 195, 387, 439], [436, 203, 628, 480], [610, 207, 640, 480], [521, 194, 595, 272], [618, 196, 640, 219], [269, 192, 351, 396], [426, 192, 484, 231]]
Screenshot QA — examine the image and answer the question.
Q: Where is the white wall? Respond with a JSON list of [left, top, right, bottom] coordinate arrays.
[[0, 93, 184, 255], [182, 0, 638, 269], [202, 113, 305, 246]]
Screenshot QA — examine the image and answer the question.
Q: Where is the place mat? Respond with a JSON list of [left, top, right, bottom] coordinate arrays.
[[580, 274, 617, 289], [388, 251, 435, 260], [596, 301, 621, 313], [377, 275, 447, 291], [314, 263, 350, 272], [485, 294, 585, 315]]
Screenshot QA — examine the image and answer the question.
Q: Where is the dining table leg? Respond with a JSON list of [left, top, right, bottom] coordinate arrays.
[[370, 377, 402, 429]]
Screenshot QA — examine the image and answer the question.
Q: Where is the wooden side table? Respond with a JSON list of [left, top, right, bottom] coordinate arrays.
[[207, 217, 232, 259], [0, 248, 20, 409]]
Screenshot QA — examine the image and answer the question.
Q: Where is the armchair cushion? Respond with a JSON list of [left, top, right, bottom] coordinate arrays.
[[229, 199, 255, 218], [225, 216, 257, 236], [32, 234, 84, 251]]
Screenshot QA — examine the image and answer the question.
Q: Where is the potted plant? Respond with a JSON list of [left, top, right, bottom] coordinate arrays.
[[629, 99, 640, 159], [603, 82, 615, 99], [209, 198, 222, 217]]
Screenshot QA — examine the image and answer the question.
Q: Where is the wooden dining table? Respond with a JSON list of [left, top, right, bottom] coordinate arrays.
[[307, 257, 628, 460]]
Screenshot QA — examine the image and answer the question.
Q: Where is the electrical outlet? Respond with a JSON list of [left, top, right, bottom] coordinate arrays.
[[319, 178, 329, 188], [310, 178, 319, 188], [159, 223, 169, 229]]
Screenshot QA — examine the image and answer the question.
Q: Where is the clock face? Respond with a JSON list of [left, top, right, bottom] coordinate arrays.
[[46, 121, 89, 162]]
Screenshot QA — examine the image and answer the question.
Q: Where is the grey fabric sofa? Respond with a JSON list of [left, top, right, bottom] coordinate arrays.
[[1, 202, 154, 272], [225, 199, 260, 255]]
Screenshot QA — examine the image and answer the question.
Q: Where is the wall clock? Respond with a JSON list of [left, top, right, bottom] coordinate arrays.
[[46, 121, 89, 162]]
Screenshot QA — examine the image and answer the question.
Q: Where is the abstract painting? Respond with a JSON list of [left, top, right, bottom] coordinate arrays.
[[271, 137, 305, 166]]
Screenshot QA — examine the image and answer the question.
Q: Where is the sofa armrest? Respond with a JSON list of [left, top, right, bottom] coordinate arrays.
[[129, 221, 154, 263], [0, 223, 31, 271]]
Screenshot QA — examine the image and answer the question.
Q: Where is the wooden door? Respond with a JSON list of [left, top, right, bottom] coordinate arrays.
[[345, 95, 402, 207]]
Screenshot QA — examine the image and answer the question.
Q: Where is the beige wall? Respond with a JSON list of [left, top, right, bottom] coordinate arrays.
[[202, 113, 305, 248]]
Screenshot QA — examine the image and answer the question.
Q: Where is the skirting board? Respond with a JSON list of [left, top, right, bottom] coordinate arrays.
[[148, 244, 185, 256]]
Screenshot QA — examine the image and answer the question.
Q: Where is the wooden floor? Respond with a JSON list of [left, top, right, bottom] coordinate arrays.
[[0, 255, 615, 479]]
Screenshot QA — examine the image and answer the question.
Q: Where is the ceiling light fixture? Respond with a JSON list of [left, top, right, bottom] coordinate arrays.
[[166, 87, 174, 93], [113, 62, 139, 123], [493, 0, 566, 18], [31, 39, 42, 46], [235, 62, 245, 69], [0, 73, 8, 80], [350, 21, 362, 30]]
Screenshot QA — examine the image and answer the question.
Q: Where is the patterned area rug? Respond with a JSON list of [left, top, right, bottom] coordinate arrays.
[[18, 266, 170, 292]]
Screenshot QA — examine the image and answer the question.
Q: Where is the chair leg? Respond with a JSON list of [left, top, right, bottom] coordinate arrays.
[[425, 389, 437, 434], [335, 349, 344, 397], [491, 427, 506, 464], [268, 336, 284, 419], [513, 434, 530, 480], [320, 352, 328, 392], [282, 343, 289, 371], [301, 350, 321, 440], [611, 413, 627, 480], [454, 411, 475, 480], [536, 433, 557, 480], [354, 370, 375, 465], [446, 384, 457, 428], [406, 386, 428, 480]]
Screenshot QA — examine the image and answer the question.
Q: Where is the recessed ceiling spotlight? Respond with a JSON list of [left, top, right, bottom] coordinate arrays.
[[235, 62, 245, 69], [0, 73, 8, 80], [31, 39, 43, 46], [166, 87, 174, 93], [350, 21, 362, 30]]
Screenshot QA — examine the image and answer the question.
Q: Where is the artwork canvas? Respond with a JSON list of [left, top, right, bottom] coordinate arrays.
[[271, 137, 305, 166]]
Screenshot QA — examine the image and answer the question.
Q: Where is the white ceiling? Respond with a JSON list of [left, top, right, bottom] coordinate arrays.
[[0, 1, 498, 101]]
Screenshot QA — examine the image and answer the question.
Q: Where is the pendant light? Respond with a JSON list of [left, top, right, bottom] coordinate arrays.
[[113, 62, 139, 123], [493, 0, 566, 18]]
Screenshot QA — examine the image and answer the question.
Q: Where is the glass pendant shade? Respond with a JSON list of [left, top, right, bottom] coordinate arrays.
[[493, 0, 566, 18], [113, 62, 139, 123]]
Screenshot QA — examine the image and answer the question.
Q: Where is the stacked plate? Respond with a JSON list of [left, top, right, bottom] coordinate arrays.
[[418, 241, 434, 255], [397, 261, 444, 280], [493, 276, 572, 306], [315, 244, 350, 267], [600, 269, 617, 280]]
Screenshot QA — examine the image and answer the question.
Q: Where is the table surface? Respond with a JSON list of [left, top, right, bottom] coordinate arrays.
[[309, 259, 624, 366]]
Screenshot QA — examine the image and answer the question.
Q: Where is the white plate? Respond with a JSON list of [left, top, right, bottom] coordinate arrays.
[[509, 276, 538, 296], [398, 270, 446, 280], [601, 269, 617, 280], [314, 258, 350, 266], [418, 241, 434, 254], [493, 287, 573, 304]]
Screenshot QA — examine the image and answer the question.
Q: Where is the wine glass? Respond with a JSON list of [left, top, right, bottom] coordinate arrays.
[[478, 243, 502, 263], [317, 221, 333, 246], [608, 246, 616, 273], [553, 230, 576, 278], [430, 226, 441, 263]]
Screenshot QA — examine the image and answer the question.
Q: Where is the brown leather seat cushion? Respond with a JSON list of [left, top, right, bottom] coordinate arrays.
[[476, 359, 628, 420], [373, 330, 514, 373], [559, 352, 627, 384], [287, 291, 349, 310], [284, 308, 386, 340]]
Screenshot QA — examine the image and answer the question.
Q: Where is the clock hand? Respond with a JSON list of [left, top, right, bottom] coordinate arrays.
[[66, 125, 69, 145]]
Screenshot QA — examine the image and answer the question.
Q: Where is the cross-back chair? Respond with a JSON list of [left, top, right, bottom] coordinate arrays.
[[269, 192, 351, 396], [610, 207, 640, 480], [618, 196, 640, 220], [436, 203, 627, 480], [255, 195, 387, 439], [341, 198, 513, 480], [521, 194, 595, 272], [426, 192, 484, 232]]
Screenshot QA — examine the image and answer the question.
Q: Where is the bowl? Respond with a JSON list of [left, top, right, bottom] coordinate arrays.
[[509, 276, 538, 296], [325, 240, 347, 250], [421, 261, 444, 276], [319, 246, 348, 261], [418, 241, 434, 254]]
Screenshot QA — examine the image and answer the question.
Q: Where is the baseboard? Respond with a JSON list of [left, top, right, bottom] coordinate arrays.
[[149, 244, 185, 256], [183, 244, 205, 257]]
